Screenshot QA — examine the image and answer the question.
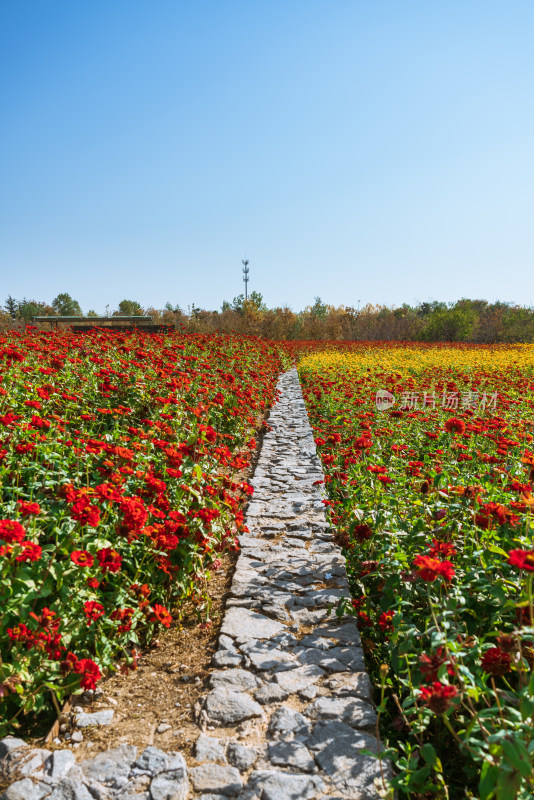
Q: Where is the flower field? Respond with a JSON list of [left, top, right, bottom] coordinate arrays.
[[299, 345, 534, 800], [0, 329, 287, 735]]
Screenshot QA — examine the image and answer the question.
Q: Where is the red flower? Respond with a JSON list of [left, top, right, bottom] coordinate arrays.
[[353, 523, 373, 542], [377, 475, 394, 486], [71, 496, 100, 527], [96, 547, 122, 573], [149, 604, 172, 627], [428, 539, 456, 559], [15, 541, 42, 562], [120, 497, 148, 530], [507, 549, 534, 572], [60, 651, 79, 674], [86, 577, 100, 589], [378, 611, 395, 632], [74, 658, 101, 690], [83, 601, 105, 625], [71, 550, 94, 567], [419, 681, 458, 714], [444, 418, 466, 435], [481, 647, 512, 677], [413, 555, 455, 582], [419, 647, 454, 681], [0, 519, 26, 544], [17, 501, 41, 517]]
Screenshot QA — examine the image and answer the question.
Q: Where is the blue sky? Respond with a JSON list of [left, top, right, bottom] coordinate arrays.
[[1, 1, 533, 313]]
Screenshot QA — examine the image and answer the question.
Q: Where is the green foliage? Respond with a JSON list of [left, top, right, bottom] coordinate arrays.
[[52, 293, 82, 316], [117, 299, 144, 316]]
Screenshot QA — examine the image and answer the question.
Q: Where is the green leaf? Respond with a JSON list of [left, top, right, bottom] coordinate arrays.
[[501, 739, 533, 779], [420, 743, 437, 767], [496, 768, 521, 800], [479, 761, 499, 800]]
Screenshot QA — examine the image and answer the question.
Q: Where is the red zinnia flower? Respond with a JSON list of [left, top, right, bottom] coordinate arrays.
[[413, 555, 455, 582], [96, 547, 122, 574], [419, 647, 454, 681], [149, 604, 172, 628], [428, 539, 457, 559], [71, 550, 94, 567], [481, 647, 512, 677], [507, 549, 534, 572], [444, 418, 466, 435], [120, 497, 148, 531], [419, 681, 458, 714], [0, 520, 26, 544], [353, 523, 373, 542], [74, 658, 101, 690], [378, 611, 395, 632], [83, 601, 105, 625], [15, 541, 42, 562], [17, 501, 41, 517], [71, 496, 100, 527]]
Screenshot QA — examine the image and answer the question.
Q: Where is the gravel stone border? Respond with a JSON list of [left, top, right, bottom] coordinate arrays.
[[0, 369, 390, 800]]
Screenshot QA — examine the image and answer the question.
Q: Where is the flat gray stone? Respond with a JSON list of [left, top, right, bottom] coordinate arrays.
[[325, 672, 373, 700], [1, 779, 51, 800], [0, 738, 27, 760], [116, 776, 151, 799], [75, 709, 114, 728], [307, 696, 377, 729], [239, 642, 296, 672], [5, 747, 51, 779], [268, 707, 311, 737], [213, 651, 243, 668], [149, 771, 188, 800], [313, 622, 361, 645], [298, 635, 335, 651], [247, 770, 325, 800], [254, 683, 288, 704], [221, 609, 286, 642], [295, 645, 366, 672], [190, 765, 242, 796], [268, 741, 316, 772], [204, 688, 263, 726], [45, 749, 76, 780], [48, 779, 94, 800], [133, 746, 168, 774], [195, 735, 227, 765], [226, 743, 258, 772], [209, 670, 259, 692], [307, 721, 385, 796], [80, 744, 137, 787], [274, 665, 324, 694]]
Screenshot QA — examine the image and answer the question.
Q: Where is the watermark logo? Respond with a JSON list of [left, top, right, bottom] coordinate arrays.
[[375, 389, 396, 411], [375, 389, 498, 411]]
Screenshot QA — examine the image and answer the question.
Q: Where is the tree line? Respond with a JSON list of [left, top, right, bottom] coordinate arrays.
[[3, 293, 534, 342]]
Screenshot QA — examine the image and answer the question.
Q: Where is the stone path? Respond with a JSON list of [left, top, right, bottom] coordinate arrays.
[[0, 369, 388, 800]]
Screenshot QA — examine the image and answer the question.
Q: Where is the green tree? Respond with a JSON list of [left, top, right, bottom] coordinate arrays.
[[246, 291, 267, 312], [4, 296, 17, 320], [86, 309, 98, 317], [310, 297, 329, 318], [421, 306, 476, 341], [117, 300, 144, 316], [52, 293, 82, 316], [18, 299, 55, 322]]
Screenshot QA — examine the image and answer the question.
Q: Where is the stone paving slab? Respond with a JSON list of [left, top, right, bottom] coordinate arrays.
[[192, 369, 389, 799], [0, 369, 390, 800]]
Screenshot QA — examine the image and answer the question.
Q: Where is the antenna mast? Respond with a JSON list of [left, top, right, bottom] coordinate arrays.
[[242, 258, 250, 301]]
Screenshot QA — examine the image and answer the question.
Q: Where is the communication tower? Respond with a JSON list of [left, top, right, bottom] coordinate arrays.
[[242, 258, 250, 301]]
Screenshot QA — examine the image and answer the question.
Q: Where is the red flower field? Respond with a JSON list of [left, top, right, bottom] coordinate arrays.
[[0, 328, 287, 733]]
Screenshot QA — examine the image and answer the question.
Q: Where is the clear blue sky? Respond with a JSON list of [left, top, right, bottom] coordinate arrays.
[[1, 1, 533, 313]]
